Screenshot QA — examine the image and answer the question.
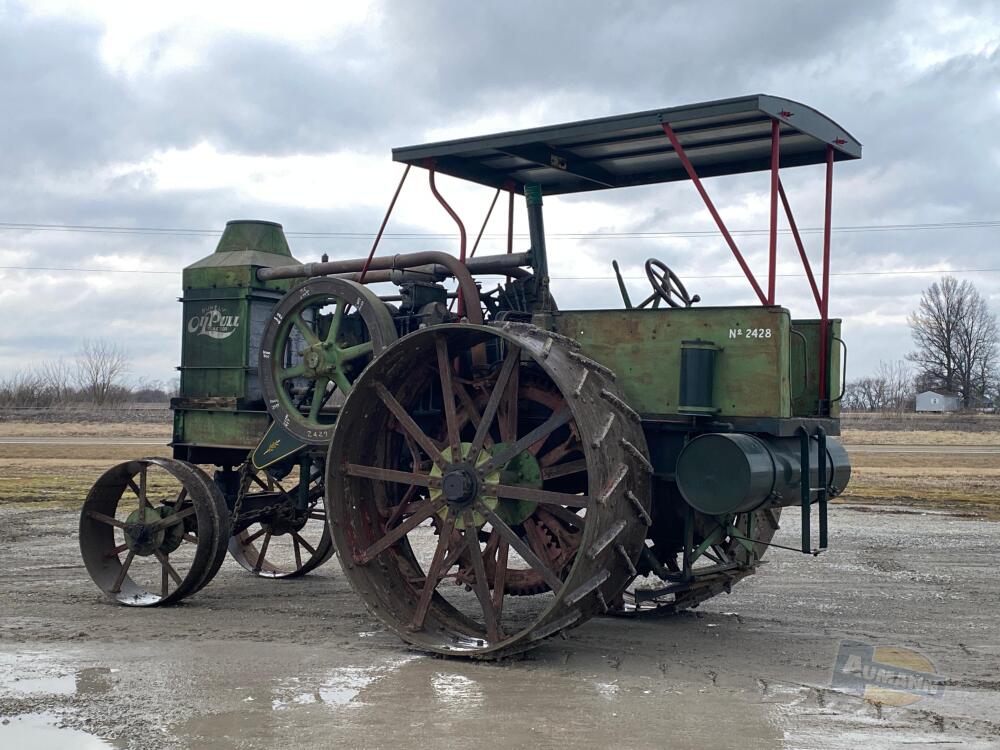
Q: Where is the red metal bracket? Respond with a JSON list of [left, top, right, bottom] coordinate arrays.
[[427, 166, 469, 316], [469, 188, 501, 259], [359, 164, 410, 283], [819, 145, 834, 402], [777, 179, 822, 312], [768, 119, 780, 304], [661, 123, 768, 305]]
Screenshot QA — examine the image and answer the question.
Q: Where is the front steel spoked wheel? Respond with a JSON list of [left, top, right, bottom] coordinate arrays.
[[616, 506, 782, 615], [79, 458, 227, 606], [228, 458, 334, 578], [327, 323, 653, 658]]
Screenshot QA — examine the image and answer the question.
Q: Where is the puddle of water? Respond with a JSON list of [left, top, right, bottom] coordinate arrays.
[[271, 656, 419, 711], [0, 654, 115, 698], [0, 713, 113, 749], [4, 674, 76, 695], [431, 672, 484, 709]]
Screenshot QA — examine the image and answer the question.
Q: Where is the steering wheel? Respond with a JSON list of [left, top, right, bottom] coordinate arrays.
[[642, 258, 699, 308]]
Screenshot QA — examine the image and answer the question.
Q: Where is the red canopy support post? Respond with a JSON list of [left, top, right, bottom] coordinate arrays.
[[469, 188, 501, 259], [661, 123, 768, 305], [819, 145, 834, 408], [359, 164, 410, 282], [428, 166, 468, 316], [768, 119, 780, 305], [777, 180, 822, 312]]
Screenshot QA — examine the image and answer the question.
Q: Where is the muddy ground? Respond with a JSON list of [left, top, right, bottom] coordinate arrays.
[[0, 500, 998, 749]]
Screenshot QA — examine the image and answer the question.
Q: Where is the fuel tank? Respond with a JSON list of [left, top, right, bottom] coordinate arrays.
[[675, 432, 850, 515]]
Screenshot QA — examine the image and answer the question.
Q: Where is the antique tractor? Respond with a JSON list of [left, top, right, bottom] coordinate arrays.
[[79, 95, 857, 658]]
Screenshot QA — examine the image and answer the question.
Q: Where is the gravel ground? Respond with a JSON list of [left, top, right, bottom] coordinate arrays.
[[0, 501, 998, 749]]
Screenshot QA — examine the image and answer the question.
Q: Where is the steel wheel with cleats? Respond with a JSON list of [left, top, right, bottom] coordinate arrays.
[[614, 505, 782, 615], [79, 458, 228, 606], [326, 323, 653, 658], [228, 456, 334, 578], [260, 277, 397, 444]]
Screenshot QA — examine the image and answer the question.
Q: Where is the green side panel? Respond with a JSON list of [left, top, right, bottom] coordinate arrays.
[[790, 319, 843, 417], [553, 307, 791, 418], [173, 408, 271, 450], [180, 295, 251, 399]]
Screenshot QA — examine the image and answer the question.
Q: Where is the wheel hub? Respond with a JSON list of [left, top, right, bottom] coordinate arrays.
[[123, 507, 165, 556], [442, 465, 480, 506], [430, 444, 499, 529]]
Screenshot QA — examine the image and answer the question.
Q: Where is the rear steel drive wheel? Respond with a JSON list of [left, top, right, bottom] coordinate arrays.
[[79, 458, 227, 606], [616, 506, 782, 615], [326, 323, 653, 658]]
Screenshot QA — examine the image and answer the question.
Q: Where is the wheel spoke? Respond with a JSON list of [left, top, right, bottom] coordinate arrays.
[[340, 340, 374, 362], [154, 550, 183, 585], [291, 531, 316, 555], [182, 533, 198, 545], [293, 313, 319, 346], [330, 368, 353, 395], [126, 478, 141, 500], [308, 377, 331, 421], [468, 346, 519, 464], [539, 503, 587, 530], [541, 458, 587, 480], [498, 360, 519, 443], [173, 487, 189, 508], [487, 483, 590, 508], [411, 514, 455, 631], [254, 531, 273, 573], [476, 503, 562, 592], [137, 465, 148, 513], [111, 550, 135, 593], [374, 383, 446, 468], [280, 363, 307, 381], [462, 512, 499, 641], [148, 506, 195, 530], [343, 462, 437, 488], [104, 543, 128, 559], [435, 336, 461, 458], [480, 408, 573, 475], [293, 537, 303, 569], [492, 534, 509, 619], [86, 510, 126, 529], [360, 499, 441, 563], [325, 298, 347, 344], [243, 527, 266, 544]]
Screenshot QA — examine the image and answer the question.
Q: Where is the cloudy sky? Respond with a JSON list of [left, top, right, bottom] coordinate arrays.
[[2, 0, 999, 385]]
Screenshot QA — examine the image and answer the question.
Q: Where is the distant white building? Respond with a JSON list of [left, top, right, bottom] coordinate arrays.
[[915, 390, 960, 413]]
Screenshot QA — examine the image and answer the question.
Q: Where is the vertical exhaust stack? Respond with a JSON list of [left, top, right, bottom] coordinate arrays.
[[172, 220, 300, 466]]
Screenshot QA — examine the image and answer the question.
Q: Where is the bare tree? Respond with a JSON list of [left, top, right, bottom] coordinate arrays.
[[842, 360, 912, 413], [38, 358, 74, 404], [75, 339, 130, 406], [907, 276, 998, 408]]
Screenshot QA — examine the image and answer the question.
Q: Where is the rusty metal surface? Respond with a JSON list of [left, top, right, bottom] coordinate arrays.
[[325, 322, 653, 658]]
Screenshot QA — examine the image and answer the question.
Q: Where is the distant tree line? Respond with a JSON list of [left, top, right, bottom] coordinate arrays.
[[843, 275, 999, 413], [0, 339, 176, 408]]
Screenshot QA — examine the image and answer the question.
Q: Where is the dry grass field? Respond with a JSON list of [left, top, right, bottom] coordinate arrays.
[[2, 414, 999, 514]]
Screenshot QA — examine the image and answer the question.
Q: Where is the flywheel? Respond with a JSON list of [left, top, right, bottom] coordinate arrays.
[[325, 322, 653, 658], [259, 277, 397, 444]]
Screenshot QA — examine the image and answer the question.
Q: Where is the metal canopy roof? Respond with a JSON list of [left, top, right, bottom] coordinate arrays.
[[392, 95, 861, 196]]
